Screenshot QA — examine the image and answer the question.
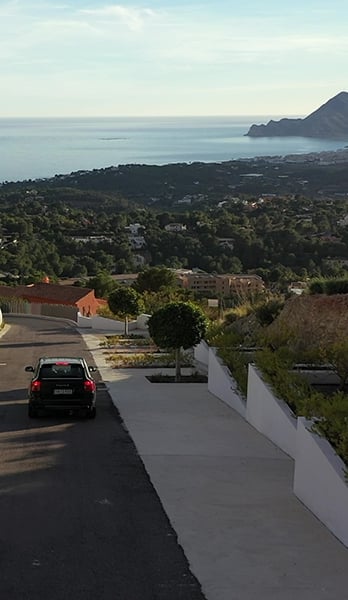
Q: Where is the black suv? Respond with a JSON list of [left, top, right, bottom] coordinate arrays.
[[25, 357, 97, 419]]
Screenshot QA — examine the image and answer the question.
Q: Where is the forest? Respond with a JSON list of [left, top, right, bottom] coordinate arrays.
[[1, 165, 348, 291]]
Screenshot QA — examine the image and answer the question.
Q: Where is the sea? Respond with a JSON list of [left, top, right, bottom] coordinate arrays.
[[1, 115, 348, 185]]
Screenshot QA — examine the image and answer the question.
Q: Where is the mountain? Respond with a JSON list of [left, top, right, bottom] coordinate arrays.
[[246, 92, 348, 138]]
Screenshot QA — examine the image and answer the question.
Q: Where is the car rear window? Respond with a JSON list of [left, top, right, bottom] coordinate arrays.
[[40, 364, 84, 379]]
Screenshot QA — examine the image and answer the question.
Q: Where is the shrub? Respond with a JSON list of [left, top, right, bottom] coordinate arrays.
[[217, 346, 250, 397], [308, 279, 326, 294], [254, 347, 324, 416], [309, 277, 348, 295], [205, 327, 242, 348], [308, 392, 348, 468], [105, 350, 192, 369], [254, 297, 285, 326], [325, 278, 348, 295]]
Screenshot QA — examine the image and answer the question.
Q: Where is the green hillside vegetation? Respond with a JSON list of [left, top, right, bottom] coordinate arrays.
[[1, 175, 348, 289]]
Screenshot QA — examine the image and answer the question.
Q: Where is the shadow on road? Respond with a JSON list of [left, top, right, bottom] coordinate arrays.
[[0, 388, 207, 600], [0, 341, 80, 349]]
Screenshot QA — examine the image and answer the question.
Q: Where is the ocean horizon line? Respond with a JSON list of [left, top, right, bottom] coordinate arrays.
[[0, 114, 302, 121]]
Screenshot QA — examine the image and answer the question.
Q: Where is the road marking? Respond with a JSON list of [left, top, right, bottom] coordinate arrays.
[[32, 559, 41, 567], [96, 498, 113, 506], [0, 363, 6, 366]]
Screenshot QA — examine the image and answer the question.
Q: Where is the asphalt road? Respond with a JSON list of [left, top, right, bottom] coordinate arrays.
[[0, 316, 207, 600]]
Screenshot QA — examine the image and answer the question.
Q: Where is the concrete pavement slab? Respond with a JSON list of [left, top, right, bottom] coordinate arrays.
[[82, 331, 348, 600]]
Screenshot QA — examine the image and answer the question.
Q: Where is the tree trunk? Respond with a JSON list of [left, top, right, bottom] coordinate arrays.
[[175, 347, 181, 382], [124, 315, 129, 337]]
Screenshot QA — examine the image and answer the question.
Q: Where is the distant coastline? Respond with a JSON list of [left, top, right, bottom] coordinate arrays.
[[246, 91, 348, 139], [1, 115, 347, 184]]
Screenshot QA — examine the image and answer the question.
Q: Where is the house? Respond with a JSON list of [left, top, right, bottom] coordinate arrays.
[[177, 196, 192, 205], [288, 281, 308, 295], [0, 283, 105, 317], [176, 271, 217, 293], [129, 236, 146, 250], [217, 238, 235, 250], [164, 223, 187, 233], [71, 235, 112, 244], [111, 274, 139, 286], [216, 274, 265, 296], [337, 215, 348, 227], [125, 223, 144, 235]]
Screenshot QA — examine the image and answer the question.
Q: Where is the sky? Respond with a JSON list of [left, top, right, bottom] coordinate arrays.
[[1, 0, 347, 117]]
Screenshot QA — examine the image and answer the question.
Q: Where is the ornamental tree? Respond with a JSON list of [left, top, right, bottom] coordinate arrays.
[[148, 301, 208, 381], [134, 266, 176, 293], [86, 271, 118, 299], [108, 287, 144, 336]]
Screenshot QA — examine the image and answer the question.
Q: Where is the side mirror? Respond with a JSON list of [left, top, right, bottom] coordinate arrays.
[[25, 366, 34, 372]]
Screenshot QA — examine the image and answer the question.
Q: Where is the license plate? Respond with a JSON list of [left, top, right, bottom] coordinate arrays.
[[54, 389, 73, 395]]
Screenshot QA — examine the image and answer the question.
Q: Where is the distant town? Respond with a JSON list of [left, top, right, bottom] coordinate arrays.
[[0, 149, 348, 297]]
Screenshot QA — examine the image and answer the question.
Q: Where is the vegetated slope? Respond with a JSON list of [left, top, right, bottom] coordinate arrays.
[[268, 294, 348, 347]]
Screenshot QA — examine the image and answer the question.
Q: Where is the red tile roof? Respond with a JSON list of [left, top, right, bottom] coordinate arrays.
[[0, 283, 95, 305]]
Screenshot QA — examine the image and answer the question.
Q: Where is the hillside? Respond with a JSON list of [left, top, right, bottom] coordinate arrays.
[[268, 294, 348, 347], [246, 92, 348, 139]]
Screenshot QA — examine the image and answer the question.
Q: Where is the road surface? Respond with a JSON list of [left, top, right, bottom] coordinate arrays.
[[0, 316, 206, 600]]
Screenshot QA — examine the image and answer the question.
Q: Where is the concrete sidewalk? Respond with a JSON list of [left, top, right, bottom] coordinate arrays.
[[82, 331, 348, 600]]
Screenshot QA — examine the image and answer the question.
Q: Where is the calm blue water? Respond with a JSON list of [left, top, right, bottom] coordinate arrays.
[[1, 116, 347, 184]]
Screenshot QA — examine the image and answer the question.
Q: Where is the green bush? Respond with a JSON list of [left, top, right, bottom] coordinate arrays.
[[325, 278, 348, 294], [254, 348, 315, 414], [205, 327, 242, 349], [106, 350, 192, 369], [309, 277, 348, 295], [307, 392, 348, 468], [254, 297, 285, 326], [308, 279, 326, 294], [217, 346, 250, 397]]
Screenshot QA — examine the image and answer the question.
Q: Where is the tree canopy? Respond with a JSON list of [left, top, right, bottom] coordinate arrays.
[[148, 301, 208, 380], [108, 287, 144, 335], [134, 266, 176, 293]]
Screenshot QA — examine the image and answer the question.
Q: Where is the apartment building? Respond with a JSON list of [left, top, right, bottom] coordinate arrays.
[[176, 270, 264, 297]]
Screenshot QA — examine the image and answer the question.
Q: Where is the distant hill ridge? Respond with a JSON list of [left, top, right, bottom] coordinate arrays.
[[246, 92, 348, 139]]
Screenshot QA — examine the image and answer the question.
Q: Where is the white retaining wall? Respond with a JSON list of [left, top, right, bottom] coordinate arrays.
[[77, 313, 150, 331], [194, 340, 210, 368], [246, 364, 297, 458], [207, 347, 246, 417], [206, 350, 348, 547], [294, 418, 348, 547]]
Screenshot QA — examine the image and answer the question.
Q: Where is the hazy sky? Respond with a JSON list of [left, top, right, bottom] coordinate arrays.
[[1, 0, 347, 117]]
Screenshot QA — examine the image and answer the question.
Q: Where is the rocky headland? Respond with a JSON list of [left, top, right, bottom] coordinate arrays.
[[246, 91, 348, 139]]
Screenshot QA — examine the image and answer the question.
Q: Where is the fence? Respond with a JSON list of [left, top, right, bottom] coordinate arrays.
[[0, 298, 78, 322]]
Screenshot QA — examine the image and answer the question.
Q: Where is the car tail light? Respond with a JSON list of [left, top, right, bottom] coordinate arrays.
[[84, 380, 96, 393], [31, 380, 41, 392]]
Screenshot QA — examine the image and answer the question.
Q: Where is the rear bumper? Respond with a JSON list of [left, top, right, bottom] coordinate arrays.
[[29, 396, 96, 411]]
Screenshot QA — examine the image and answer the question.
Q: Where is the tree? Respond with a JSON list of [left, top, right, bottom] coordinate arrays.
[[108, 287, 144, 336], [141, 286, 193, 314], [85, 272, 118, 298], [134, 266, 176, 293], [148, 301, 208, 381]]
